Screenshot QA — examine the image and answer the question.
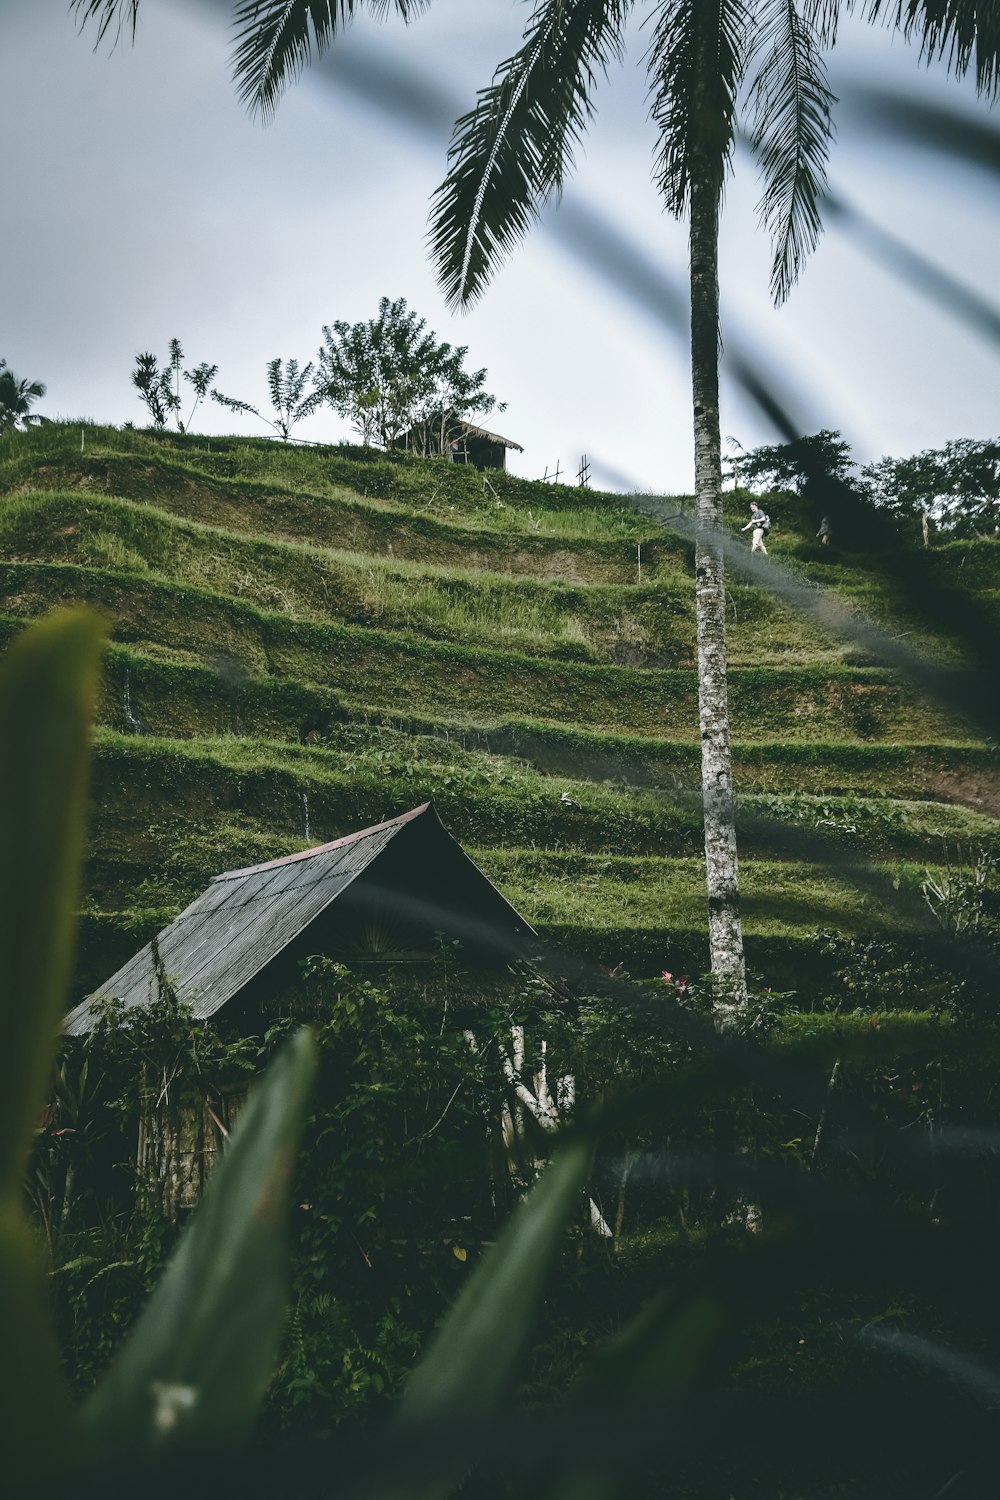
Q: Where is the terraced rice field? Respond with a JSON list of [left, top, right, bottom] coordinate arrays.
[[1, 422, 996, 1003]]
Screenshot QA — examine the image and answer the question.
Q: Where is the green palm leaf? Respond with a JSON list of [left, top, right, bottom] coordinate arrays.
[[647, 0, 751, 216], [69, 0, 141, 47], [231, 0, 430, 119], [799, 0, 841, 43], [747, 0, 835, 304], [860, 0, 1000, 98], [429, 0, 633, 309]]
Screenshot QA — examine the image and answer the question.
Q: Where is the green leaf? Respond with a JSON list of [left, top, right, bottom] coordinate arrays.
[[0, 609, 107, 1196], [400, 1134, 592, 1422], [577, 1287, 727, 1397], [546, 1290, 728, 1500], [0, 609, 107, 1481], [83, 1027, 317, 1446]]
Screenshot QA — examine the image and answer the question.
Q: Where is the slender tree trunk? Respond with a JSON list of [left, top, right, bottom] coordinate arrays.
[[689, 160, 747, 1012]]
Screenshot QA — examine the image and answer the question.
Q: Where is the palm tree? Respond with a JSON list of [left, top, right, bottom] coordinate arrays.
[[71, 1, 429, 108], [426, 0, 839, 1005], [424, 0, 998, 1005], [0, 362, 46, 433]]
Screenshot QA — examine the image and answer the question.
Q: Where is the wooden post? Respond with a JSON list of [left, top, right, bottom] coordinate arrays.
[[637, 544, 642, 584]]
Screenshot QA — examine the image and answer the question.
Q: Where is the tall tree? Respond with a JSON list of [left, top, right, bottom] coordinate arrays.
[[426, 0, 837, 1005], [424, 0, 999, 1004]]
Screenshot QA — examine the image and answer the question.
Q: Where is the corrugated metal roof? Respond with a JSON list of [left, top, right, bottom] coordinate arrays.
[[64, 805, 432, 1035]]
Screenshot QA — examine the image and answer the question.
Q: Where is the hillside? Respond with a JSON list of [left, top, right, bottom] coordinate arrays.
[[1, 421, 997, 1002]]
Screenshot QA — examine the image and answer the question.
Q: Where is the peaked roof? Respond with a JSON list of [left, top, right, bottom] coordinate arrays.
[[65, 803, 531, 1035], [456, 420, 524, 452]]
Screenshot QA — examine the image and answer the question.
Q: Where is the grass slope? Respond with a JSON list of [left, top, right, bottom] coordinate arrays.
[[0, 421, 996, 996]]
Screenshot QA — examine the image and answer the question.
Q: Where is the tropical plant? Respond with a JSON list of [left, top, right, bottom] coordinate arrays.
[[181, 357, 220, 432], [316, 296, 502, 451], [0, 360, 46, 432], [131, 340, 219, 432], [70, 0, 430, 109], [0, 610, 317, 1483], [131, 351, 176, 429], [212, 357, 324, 441]]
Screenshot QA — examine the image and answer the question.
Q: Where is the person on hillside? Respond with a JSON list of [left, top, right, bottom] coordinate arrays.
[[741, 501, 770, 554], [816, 515, 832, 546]]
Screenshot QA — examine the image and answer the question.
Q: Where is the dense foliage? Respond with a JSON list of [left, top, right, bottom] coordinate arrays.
[[316, 296, 503, 452], [863, 437, 1000, 538]]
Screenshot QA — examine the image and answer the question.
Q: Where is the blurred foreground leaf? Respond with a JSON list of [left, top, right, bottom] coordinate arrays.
[[401, 1135, 592, 1423], [0, 609, 107, 1481], [83, 1027, 317, 1447], [0, 609, 107, 1195]]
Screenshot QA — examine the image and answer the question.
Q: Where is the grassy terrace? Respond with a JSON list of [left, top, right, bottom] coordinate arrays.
[[0, 575, 969, 741], [0, 421, 995, 998], [84, 732, 1000, 870]]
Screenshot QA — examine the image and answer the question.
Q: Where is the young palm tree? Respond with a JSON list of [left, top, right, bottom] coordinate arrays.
[[0, 363, 46, 433]]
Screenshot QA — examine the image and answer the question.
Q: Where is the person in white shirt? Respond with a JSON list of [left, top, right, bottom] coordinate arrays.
[[741, 501, 770, 554]]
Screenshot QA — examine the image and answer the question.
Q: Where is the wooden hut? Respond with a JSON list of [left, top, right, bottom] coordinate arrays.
[[64, 803, 536, 1210], [395, 418, 523, 472]]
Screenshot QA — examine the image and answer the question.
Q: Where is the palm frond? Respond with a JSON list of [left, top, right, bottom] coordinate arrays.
[[428, 0, 633, 309], [746, 0, 836, 305], [861, 0, 1000, 99], [798, 0, 840, 44], [647, 0, 751, 217], [69, 0, 141, 48], [231, 0, 429, 120]]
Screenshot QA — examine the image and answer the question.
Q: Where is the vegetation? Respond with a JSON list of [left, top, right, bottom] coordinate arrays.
[[732, 428, 857, 500], [864, 436, 1000, 539], [0, 359, 46, 433], [3, 411, 1000, 1493], [317, 295, 503, 451], [131, 339, 218, 432], [735, 427, 1000, 543], [212, 355, 324, 442]]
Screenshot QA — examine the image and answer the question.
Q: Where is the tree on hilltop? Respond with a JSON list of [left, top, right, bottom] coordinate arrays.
[[0, 360, 46, 432], [316, 296, 502, 452], [734, 430, 857, 496], [864, 437, 1000, 540]]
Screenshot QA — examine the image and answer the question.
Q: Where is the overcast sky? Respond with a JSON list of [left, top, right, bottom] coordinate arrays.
[[2, 1, 998, 493]]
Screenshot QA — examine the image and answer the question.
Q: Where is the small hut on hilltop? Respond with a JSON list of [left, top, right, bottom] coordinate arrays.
[[395, 418, 524, 471], [65, 803, 536, 1210]]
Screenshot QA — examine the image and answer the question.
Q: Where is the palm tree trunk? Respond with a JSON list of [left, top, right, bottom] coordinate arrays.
[[689, 161, 747, 1012]]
